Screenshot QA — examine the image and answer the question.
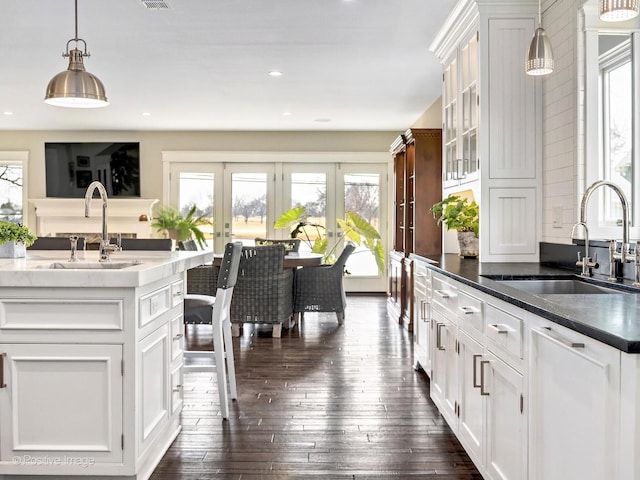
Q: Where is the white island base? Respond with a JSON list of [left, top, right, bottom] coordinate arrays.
[[0, 249, 212, 479]]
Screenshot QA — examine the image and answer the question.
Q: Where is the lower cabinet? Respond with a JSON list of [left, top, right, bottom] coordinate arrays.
[[413, 262, 431, 373], [529, 321, 620, 480], [0, 344, 123, 466], [457, 330, 484, 467]]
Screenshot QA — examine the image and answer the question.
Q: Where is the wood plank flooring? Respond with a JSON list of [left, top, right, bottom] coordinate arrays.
[[151, 295, 482, 480]]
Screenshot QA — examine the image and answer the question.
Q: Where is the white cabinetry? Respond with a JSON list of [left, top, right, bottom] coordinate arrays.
[[432, 1, 541, 262], [427, 271, 526, 480], [413, 262, 432, 374], [529, 320, 620, 480], [0, 274, 187, 479]]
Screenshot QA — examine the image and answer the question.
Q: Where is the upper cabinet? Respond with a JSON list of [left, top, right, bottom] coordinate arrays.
[[432, 0, 543, 262], [444, 32, 479, 189]]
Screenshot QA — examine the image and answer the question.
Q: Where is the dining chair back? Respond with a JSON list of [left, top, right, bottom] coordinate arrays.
[[254, 237, 301, 252], [183, 241, 242, 420], [115, 238, 173, 251], [178, 239, 198, 251]]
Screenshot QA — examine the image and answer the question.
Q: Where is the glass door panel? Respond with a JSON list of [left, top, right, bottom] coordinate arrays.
[[169, 162, 222, 250], [337, 164, 388, 292], [224, 164, 275, 245]]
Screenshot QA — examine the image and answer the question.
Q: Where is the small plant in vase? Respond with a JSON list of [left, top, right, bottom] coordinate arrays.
[[430, 195, 479, 258], [0, 221, 37, 258]]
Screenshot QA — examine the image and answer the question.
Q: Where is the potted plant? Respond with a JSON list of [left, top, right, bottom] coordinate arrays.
[[151, 205, 212, 249], [430, 195, 479, 258], [274, 206, 385, 274], [0, 221, 37, 258]]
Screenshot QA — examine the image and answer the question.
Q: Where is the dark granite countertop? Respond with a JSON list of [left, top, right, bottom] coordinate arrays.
[[411, 253, 640, 354]]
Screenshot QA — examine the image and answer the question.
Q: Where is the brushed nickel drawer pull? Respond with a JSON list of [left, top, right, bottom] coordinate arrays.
[[0, 353, 6, 388], [172, 384, 183, 393], [434, 289, 451, 299], [540, 327, 585, 349], [488, 323, 509, 334], [459, 306, 478, 315], [173, 333, 184, 340]]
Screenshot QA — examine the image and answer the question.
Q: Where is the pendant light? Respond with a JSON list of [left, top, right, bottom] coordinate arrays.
[[599, 0, 639, 21], [526, 0, 554, 76], [44, 0, 108, 108]]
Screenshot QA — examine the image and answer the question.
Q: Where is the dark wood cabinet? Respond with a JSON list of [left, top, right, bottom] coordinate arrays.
[[387, 128, 442, 331]]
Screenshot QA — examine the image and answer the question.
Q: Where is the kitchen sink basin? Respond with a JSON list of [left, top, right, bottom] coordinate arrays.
[[37, 261, 142, 270], [495, 278, 625, 295]]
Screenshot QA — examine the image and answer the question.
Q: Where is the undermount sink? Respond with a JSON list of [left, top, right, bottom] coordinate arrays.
[[495, 278, 626, 295], [37, 261, 142, 270]]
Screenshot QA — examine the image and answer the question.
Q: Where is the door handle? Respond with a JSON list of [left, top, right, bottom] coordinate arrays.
[[472, 354, 482, 388], [480, 360, 490, 396], [436, 323, 446, 350]]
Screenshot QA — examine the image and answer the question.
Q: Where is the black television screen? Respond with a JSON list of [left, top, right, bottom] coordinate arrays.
[[45, 142, 141, 198]]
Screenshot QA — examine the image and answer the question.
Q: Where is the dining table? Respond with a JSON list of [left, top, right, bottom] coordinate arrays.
[[211, 251, 323, 268]]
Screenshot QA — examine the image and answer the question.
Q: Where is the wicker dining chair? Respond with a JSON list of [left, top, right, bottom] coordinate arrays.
[[230, 244, 294, 338], [293, 242, 356, 324]]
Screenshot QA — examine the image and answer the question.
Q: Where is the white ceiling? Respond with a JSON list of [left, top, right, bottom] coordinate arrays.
[[0, 0, 457, 131]]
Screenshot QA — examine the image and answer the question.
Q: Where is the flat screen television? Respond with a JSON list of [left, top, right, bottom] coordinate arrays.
[[45, 142, 141, 198]]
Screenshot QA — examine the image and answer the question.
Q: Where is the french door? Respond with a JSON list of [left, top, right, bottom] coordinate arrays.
[[167, 159, 388, 292]]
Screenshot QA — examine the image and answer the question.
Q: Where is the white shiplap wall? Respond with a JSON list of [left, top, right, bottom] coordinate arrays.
[[542, 0, 582, 246]]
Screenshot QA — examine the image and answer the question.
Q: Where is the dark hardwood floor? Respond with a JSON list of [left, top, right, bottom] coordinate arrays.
[[151, 295, 482, 480]]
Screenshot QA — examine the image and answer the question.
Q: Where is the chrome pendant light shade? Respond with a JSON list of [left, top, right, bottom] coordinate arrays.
[[526, 27, 554, 76], [44, 0, 108, 108], [599, 0, 639, 22], [526, 0, 554, 76]]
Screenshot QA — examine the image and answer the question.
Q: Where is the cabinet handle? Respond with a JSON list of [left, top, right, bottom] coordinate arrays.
[[538, 327, 585, 349], [488, 323, 509, 334], [434, 289, 451, 299], [172, 384, 183, 393], [472, 354, 482, 388], [421, 300, 429, 321], [436, 323, 446, 350], [173, 291, 183, 297], [480, 360, 490, 396], [459, 306, 478, 315], [0, 353, 5, 388], [173, 333, 184, 340]]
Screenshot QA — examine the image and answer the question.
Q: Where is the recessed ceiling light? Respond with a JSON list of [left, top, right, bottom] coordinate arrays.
[[268, 70, 283, 77], [141, 112, 151, 116], [314, 118, 332, 123], [3, 111, 13, 116], [283, 112, 292, 116]]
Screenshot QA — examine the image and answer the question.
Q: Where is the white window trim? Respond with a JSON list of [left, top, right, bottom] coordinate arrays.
[[0, 151, 29, 226]]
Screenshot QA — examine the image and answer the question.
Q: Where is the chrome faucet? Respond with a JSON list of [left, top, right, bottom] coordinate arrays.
[[84, 181, 120, 262], [575, 180, 631, 280], [69, 235, 79, 262], [570, 221, 598, 277]]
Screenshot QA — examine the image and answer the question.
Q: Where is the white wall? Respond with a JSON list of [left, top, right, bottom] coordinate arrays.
[[412, 97, 443, 129]]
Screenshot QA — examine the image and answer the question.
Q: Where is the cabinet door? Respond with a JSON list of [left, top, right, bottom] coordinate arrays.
[[484, 351, 525, 480], [457, 330, 484, 468], [0, 344, 123, 466], [431, 307, 457, 425], [138, 324, 170, 455], [413, 267, 431, 373], [529, 326, 620, 480]]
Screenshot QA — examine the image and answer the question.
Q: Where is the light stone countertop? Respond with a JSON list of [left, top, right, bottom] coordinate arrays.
[[0, 249, 213, 288]]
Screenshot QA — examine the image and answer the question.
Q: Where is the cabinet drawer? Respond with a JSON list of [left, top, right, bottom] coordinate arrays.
[[457, 289, 484, 334], [432, 274, 458, 314], [485, 303, 523, 360], [414, 265, 431, 297], [171, 314, 184, 362], [139, 285, 171, 328], [171, 363, 184, 415], [171, 280, 184, 308]]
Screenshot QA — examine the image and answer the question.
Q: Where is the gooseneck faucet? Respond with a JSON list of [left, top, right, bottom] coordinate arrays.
[[574, 180, 631, 280], [84, 181, 120, 262]]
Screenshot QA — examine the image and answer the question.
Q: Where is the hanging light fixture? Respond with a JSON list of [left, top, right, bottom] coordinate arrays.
[[599, 0, 639, 21], [44, 0, 108, 108], [526, 0, 554, 76]]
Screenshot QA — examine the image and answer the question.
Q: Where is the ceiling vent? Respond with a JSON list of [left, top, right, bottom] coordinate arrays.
[[140, 0, 171, 9]]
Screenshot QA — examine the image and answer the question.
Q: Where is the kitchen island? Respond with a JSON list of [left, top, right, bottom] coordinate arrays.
[[0, 249, 213, 480]]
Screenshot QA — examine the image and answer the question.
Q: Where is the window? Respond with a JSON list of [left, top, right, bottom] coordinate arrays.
[[0, 153, 27, 225], [599, 35, 632, 226]]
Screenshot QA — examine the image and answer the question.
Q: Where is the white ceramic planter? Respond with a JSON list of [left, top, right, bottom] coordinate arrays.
[[0, 241, 26, 258]]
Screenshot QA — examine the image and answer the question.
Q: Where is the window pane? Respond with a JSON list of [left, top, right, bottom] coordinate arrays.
[[231, 173, 267, 245], [178, 172, 214, 248], [291, 173, 326, 252], [0, 165, 23, 224], [344, 173, 380, 276]]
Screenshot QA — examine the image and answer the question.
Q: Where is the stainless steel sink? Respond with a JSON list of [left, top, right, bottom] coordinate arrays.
[[37, 261, 141, 270], [496, 279, 625, 295]]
